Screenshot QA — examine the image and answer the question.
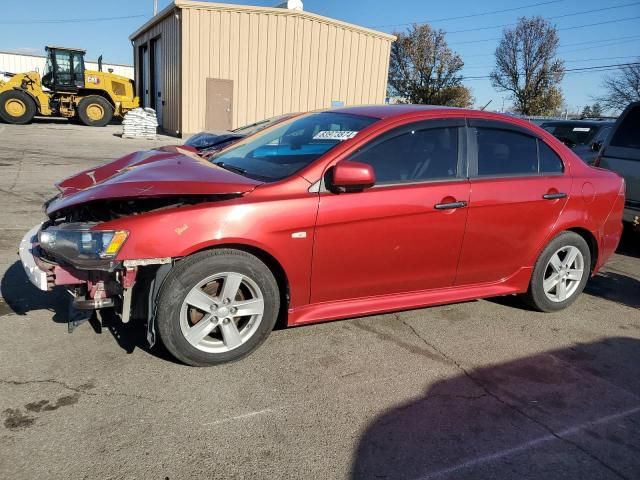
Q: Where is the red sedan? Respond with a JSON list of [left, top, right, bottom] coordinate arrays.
[[20, 106, 625, 366]]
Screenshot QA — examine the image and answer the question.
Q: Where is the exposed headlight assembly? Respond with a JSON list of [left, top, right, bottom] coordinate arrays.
[[38, 223, 129, 270]]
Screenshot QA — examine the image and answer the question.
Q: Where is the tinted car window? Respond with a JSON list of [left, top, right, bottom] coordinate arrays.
[[474, 128, 538, 176], [349, 126, 459, 184], [593, 126, 611, 144], [210, 112, 377, 181], [610, 105, 640, 149], [538, 141, 564, 173], [540, 123, 598, 145]]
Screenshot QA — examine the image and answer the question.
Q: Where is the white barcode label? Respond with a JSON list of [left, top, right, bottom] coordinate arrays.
[[313, 130, 358, 141]]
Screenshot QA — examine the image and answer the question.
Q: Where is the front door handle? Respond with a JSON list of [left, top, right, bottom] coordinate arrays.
[[543, 192, 567, 200], [434, 201, 467, 210]]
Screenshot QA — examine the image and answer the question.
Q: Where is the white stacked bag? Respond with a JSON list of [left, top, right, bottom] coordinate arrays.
[[122, 107, 159, 139]]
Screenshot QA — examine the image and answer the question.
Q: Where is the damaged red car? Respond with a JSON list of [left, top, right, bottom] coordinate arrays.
[[19, 106, 625, 366]]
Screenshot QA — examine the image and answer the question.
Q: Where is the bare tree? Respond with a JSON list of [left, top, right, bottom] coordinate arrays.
[[388, 24, 473, 107], [491, 17, 564, 115], [596, 60, 640, 112]]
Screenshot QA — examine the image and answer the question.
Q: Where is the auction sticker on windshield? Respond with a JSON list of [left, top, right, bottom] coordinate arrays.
[[313, 130, 359, 141]]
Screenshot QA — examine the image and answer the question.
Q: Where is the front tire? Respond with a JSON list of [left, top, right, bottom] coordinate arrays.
[[522, 231, 591, 312], [156, 249, 280, 366], [77, 95, 113, 127], [0, 90, 36, 124]]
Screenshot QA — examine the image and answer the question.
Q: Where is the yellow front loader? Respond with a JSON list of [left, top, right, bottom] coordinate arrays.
[[0, 46, 139, 127]]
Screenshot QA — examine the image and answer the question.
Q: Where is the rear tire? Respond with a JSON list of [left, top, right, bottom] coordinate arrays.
[[77, 95, 113, 127], [156, 249, 280, 366], [522, 231, 591, 312], [0, 90, 36, 124]]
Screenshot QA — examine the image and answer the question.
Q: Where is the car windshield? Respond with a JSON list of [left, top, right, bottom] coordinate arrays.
[[184, 114, 295, 150], [232, 114, 294, 136], [209, 112, 378, 181], [541, 123, 599, 145]]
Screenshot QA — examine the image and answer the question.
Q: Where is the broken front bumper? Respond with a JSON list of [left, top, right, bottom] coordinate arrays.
[[18, 223, 48, 291]]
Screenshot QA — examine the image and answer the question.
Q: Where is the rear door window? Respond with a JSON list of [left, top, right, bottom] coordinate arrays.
[[610, 106, 640, 150], [473, 128, 538, 176], [538, 141, 564, 173], [471, 126, 564, 176]]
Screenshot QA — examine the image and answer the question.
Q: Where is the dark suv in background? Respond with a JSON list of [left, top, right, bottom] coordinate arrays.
[[595, 102, 640, 226], [540, 119, 614, 165]]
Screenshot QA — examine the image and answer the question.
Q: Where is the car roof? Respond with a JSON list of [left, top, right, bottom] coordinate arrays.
[[328, 104, 464, 119]]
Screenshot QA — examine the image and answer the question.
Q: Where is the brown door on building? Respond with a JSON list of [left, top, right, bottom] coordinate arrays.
[[205, 78, 233, 131]]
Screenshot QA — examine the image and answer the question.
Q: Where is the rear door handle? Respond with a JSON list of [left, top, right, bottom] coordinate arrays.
[[543, 192, 567, 200], [434, 201, 467, 210]]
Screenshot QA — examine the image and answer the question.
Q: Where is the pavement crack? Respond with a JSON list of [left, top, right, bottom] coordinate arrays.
[[399, 316, 631, 480], [7, 149, 25, 192], [0, 378, 160, 403]]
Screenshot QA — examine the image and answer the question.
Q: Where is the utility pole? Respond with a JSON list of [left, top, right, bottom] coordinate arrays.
[[153, 0, 158, 16]]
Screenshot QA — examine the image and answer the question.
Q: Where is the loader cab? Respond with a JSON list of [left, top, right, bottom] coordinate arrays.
[[42, 46, 85, 91]]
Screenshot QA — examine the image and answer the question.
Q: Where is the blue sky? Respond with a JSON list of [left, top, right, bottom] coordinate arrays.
[[1, 0, 638, 112]]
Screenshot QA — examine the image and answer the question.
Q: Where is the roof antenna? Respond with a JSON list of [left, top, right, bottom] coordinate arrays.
[[479, 99, 492, 111]]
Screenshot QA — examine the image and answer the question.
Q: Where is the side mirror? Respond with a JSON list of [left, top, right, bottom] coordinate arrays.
[[591, 141, 603, 152], [330, 160, 375, 192]]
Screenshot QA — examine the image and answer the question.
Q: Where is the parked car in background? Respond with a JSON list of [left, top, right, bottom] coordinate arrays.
[[20, 106, 624, 366], [540, 119, 614, 165], [595, 102, 640, 226], [184, 113, 298, 158]]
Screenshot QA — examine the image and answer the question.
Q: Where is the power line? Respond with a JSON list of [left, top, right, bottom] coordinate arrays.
[[0, 14, 147, 25], [371, 0, 568, 29], [445, 1, 640, 35], [461, 34, 640, 58], [559, 33, 640, 49], [462, 62, 640, 80], [464, 55, 640, 70], [448, 15, 640, 46]]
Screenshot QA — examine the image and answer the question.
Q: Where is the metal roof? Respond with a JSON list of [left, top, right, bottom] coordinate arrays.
[[45, 45, 86, 53], [130, 0, 395, 41]]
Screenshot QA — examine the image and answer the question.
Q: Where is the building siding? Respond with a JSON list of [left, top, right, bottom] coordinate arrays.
[[178, 3, 393, 134], [131, 10, 181, 135], [131, 1, 394, 136]]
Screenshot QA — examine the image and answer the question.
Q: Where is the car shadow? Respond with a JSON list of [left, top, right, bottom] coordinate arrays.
[[0, 261, 68, 322], [616, 225, 640, 259], [98, 308, 181, 364], [585, 271, 640, 309], [0, 260, 180, 364], [351, 337, 640, 479]]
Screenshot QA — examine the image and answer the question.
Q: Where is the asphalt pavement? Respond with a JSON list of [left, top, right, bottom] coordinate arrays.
[[0, 120, 639, 480]]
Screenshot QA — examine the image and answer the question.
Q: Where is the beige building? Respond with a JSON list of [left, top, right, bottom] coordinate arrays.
[[130, 0, 394, 136]]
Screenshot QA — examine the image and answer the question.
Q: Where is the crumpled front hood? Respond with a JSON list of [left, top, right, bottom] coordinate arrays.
[[46, 146, 262, 216]]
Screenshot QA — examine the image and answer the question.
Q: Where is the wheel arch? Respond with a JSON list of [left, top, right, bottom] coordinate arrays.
[[1, 87, 39, 109], [182, 242, 290, 327], [76, 90, 116, 109], [566, 227, 599, 274]]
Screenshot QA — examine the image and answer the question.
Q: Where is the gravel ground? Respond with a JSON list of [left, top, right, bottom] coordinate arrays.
[[0, 120, 639, 480]]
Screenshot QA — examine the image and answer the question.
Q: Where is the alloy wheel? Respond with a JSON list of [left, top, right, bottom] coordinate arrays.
[[179, 272, 265, 353], [542, 245, 585, 302]]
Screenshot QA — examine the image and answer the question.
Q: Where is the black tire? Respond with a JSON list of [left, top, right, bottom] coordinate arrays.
[[156, 249, 280, 366], [0, 90, 36, 124], [77, 95, 113, 127], [522, 231, 591, 312]]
